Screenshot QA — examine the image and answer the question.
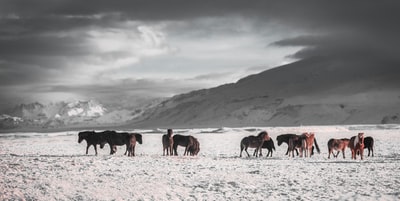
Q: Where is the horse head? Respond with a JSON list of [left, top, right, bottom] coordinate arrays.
[[258, 131, 270, 141], [78, 131, 91, 143], [276, 135, 283, 146], [135, 133, 143, 144], [358, 133, 364, 145]]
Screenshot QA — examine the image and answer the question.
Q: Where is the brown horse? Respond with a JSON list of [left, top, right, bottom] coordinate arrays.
[[162, 129, 174, 156], [127, 133, 142, 157], [301, 133, 320, 157], [240, 131, 270, 157], [287, 135, 302, 157], [327, 138, 350, 159], [349, 133, 365, 160], [188, 136, 200, 156]]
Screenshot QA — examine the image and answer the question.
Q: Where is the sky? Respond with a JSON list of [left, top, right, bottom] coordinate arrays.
[[0, 1, 399, 111]]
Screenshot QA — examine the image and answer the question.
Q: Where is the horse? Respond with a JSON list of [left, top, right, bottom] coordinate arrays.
[[287, 135, 303, 157], [364, 136, 374, 157], [172, 134, 195, 156], [240, 131, 270, 157], [78, 131, 107, 155], [162, 129, 174, 156], [276, 134, 299, 156], [127, 133, 143, 157], [327, 138, 349, 159], [188, 136, 200, 156], [349, 133, 365, 160], [255, 138, 275, 157], [103, 131, 141, 155], [301, 132, 320, 157]]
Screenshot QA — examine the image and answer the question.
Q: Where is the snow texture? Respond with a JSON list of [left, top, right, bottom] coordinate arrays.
[[1, 125, 400, 200]]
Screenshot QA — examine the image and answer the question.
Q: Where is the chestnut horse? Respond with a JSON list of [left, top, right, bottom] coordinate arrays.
[[301, 133, 320, 157], [349, 133, 365, 160], [127, 133, 143, 157], [162, 129, 174, 156], [327, 138, 350, 159], [188, 136, 200, 156], [240, 131, 270, 157]]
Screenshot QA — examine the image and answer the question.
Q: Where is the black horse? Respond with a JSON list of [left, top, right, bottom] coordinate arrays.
[[172, 134, 195, 156], [256, 139, 276, 157], [78, 131, 108, 155], [102, 131, 142, 155], [364, 136, 374, 157]]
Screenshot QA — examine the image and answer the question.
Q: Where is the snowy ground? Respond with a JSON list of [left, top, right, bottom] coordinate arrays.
[[1, 125, 400, 200]]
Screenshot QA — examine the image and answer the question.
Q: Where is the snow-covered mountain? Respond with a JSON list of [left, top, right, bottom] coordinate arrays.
[[0, 100, 163, 130], [129, 57, 400, 128]]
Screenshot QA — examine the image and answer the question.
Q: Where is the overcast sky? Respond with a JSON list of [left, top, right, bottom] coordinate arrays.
[[1, 1, 399, 111]]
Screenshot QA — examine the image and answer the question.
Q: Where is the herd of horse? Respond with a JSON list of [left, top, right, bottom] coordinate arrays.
[[78, 130, 374, 160]]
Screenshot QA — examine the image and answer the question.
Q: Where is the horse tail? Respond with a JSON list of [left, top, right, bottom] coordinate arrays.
[[314, 138, 321, 154]]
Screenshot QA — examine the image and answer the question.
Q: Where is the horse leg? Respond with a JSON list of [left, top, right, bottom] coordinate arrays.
[[367, 147, 371, 157], [295, 148, 299, 156], [360, 148, 364, 160], [86, 144, 90, 155], [124, 144, 129, 155], [94, 145, 98, 155], [245, 147, 250, 157], [240, 144, 244, 157], [371, 147, 374, 157], [328, 148, 332, 159], [342, 149, 345, 159], [333, 151, 339, 158]]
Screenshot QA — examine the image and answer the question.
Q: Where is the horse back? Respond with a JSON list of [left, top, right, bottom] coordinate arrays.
[[173, 134, 191, 146], [364, 136, 374, 148]]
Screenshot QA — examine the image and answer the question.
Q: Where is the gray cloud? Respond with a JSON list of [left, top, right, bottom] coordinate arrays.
[[1, 1, 400, 111]]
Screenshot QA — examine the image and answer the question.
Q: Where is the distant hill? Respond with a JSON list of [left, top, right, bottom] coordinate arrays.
[[128, 57, 400, 128]]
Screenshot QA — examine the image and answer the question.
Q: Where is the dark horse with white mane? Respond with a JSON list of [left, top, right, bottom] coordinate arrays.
[[78, 131, 108, 155], [240, 131, 270, 157], [349, 133, 365, 160]]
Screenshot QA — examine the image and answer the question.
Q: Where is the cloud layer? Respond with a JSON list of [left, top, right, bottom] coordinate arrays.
[[1, 1, 399, 111]]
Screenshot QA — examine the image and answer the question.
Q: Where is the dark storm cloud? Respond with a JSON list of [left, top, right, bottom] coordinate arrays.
[[1, 0, 400, 111]]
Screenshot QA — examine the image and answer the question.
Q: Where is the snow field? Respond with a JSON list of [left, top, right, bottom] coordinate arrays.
[[1, 125, 400, 200]]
